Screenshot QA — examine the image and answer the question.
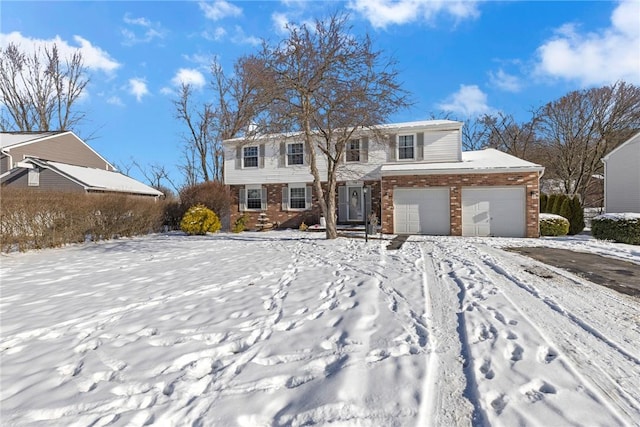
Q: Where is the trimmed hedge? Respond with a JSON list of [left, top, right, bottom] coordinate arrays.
[[539, 214, 569, 236], [0, 188, 165, 252], [540, 193, 584, 235], [591, 214, 640, 245]]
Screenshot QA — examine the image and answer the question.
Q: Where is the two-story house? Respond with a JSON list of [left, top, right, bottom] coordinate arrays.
[[224, 120, 544, 237]]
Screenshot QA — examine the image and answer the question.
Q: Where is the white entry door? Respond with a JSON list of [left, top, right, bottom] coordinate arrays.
[[462, 187, 526, 237], [394, 188, 450, 235]]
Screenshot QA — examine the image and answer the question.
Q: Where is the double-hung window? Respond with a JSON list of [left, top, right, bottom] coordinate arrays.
[[287, 143, 304, 166], [246, 188, 262, 210], [346, 139, 360, 162], [289, 187, 306, 209], [398, 135, 415, 160], [243, 146, 258, 168]]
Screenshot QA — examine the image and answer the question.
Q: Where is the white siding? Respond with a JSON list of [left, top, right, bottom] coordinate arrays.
[[604, 134, 640, 213], [423, 130, 461, 163], [223, 123, 463, 186]]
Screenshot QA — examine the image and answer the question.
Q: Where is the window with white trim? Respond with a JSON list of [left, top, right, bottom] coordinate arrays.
[[398, 135, 415, 160], [346, 139, 360, 162], [287, 143, 304, 165], [289, 186, 306, 209], [246, 188, 262, 210], [28, 168, 40, 186], [243, 146, 258, 168]]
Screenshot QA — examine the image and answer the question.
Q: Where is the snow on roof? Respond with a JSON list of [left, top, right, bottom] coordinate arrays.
[[381, 148, 544, 175], [0, 132, 63, 149], [37, 160, 163, 197]]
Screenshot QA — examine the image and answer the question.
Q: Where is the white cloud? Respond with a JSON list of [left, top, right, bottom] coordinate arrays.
[[121, 13, 166, 45], [201, 27, 227, 41], [129, 78, 149, 102], [230, 26, 261, 46], [199, 0, 242, 21], [0, 31, 121, 74], [272, 12, 290, 34], [347, 0, 479, 29], [534, 0, 640, 86], [437, 84, 493, 118], [171, 68, 206, 89], [489, 69, 522, 93], [107, 96, 125, 107]]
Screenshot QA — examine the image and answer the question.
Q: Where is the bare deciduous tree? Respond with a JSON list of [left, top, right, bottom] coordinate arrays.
[[479, 112, 540, 160], [253, 12, 410, 239], [537, 81, 640, 201], [0, 42, 89, 132]]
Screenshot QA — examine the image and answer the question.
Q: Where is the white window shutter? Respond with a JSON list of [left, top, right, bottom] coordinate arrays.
[[239, 188, 246, 211], [305, 186, 312, 210], [261, 187, 267, 210], [282, 186, 289, 210]]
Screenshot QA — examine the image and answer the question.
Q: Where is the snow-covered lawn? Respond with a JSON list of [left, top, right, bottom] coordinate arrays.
[[1, 231, 639, 427]]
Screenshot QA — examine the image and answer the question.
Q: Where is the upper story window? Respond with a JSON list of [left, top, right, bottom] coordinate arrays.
[[287, 143, 304, 166], [346, 139, 360, 162], [398, 135, 415, 160], [243, 146, 258, 168]]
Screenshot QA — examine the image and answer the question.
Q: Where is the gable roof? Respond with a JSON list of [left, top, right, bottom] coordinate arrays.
[[602, 132, 640, 163], [0, 131, 115, 170], [381, 148, 544, 175], [23, 158, 163, 197]]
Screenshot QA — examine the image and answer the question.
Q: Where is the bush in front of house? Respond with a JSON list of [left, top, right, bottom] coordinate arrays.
[[539, 213, 570, 236], [541, 193, 585, 235], [180, 204, 221, 235], [591, 213, 640, 245], [0, 188, 165, 252], [568, 195, 585, 235]]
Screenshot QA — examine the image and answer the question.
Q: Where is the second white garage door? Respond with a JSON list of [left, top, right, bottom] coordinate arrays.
[[394, 188, 450, 235], [462, 187, 525, 237]]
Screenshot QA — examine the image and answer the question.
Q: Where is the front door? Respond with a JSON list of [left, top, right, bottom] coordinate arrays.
[[348, 186, 363, 221]]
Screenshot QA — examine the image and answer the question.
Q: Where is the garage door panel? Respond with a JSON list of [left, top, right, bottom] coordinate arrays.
[[394, 188, 450, 235], [462, 187, 525, 237]]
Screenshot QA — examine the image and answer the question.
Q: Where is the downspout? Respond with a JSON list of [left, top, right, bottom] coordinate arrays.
[[1, 149, 13, 171]]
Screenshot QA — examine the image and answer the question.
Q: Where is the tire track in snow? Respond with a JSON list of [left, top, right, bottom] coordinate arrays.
[[427, 239, 638, 426]]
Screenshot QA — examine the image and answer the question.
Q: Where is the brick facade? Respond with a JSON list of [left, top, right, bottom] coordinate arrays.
[[380, 172, 541, 237], [229, 181, 382, 230]]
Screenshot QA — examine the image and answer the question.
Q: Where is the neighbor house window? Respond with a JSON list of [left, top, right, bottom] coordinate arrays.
[[246, 188, 262, 209], [287, 143, 304, 165], [346, 139, 360, 162], [28, 168, 40, 186], [243, 146, 258, 168], [398, 135, 415, 160]]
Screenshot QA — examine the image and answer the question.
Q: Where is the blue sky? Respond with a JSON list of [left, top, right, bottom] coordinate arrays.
[[2, 0, 639, 189]]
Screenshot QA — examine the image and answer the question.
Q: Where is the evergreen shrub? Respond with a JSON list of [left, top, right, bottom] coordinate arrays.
[[232, 214, 248, 233], [180, 204, 221, 235], [568, 196, 585, 235], [539, 193, 548, 213], [591, 214, 640, 245], [539, 214, 569, 236]]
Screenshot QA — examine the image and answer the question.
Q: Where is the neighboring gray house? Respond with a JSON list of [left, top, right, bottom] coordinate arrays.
[[1, 131, 162, 199], [602, 132, 640, 213]]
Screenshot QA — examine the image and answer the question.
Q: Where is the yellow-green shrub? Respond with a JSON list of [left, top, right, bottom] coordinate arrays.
[[539, 213, 569, 236], [180, 204, 221, 235]]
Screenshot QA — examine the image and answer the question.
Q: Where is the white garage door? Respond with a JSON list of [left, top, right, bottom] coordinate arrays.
[[394, 188, 450, 235], [462, 187, 525, 237]]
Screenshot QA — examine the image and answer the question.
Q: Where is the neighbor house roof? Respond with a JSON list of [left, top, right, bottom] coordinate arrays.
[[24, 158, 163, 197], [0, 131, 65, 149], [381, 148, 544, 175]]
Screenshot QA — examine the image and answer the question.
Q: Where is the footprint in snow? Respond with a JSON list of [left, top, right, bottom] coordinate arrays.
[[537, 346, 558, 364], [479, 359, 495, 380], [507, 343, 524, 362], [520, 379, 557, 402]]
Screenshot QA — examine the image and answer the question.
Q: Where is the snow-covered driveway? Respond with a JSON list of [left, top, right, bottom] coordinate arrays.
[[1, 232, 639, 426]]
